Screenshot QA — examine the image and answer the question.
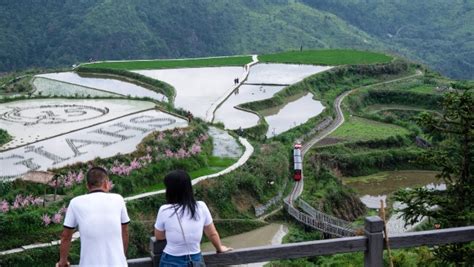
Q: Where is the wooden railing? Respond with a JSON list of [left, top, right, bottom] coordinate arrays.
[[126, 216, 474, 267]]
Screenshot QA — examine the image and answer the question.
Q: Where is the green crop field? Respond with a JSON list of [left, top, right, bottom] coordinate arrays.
[[83, 55, 253, 70], [259, 49, 393, 65], [330, 116, 410, 142]]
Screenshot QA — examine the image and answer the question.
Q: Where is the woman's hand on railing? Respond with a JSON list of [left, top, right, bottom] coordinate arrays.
[[217, 245, 233, 253]]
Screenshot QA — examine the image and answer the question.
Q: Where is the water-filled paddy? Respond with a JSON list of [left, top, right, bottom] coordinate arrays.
[[35, 72, 168, 101], [262, 92, 325, 137], [214, 85, 285, 129], [0, 109, 188, 180], [201, 223, 287, 266], [343, 170, 444, 234], [0, 99, 155, 150], [134, 67, 244, 119], [246, 63, 332, 84]]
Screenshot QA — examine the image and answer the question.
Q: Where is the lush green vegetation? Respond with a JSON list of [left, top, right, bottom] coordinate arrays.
[[76, 67, 175, 100], [301, 0, 474, 80], [2, 1, 472, 79], [0, 129, 11, 146], [239, 60, 413, 142], [83, 55, 252, 70], [259, 49, 393, 65], [330, 116, 410, 142]]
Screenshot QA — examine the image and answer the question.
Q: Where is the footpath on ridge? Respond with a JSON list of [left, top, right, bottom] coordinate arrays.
[[283, 69, 424, 237]]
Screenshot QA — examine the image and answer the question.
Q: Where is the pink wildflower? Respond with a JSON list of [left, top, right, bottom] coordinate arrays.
[[157, 132, 165, 141], [176, 148, 187, 159], [146, 146, 153, 153], [141, 154, 153, 164], [52, 213, 63, 224], [32, 197, 44, 206], [191, 144, 202, 155], [130, 158, 142, 170], [0, 200, 9, 213], [59, 206, 67, 214], [42, 214, 51, 226], [198, 134, 209, 142], [75, 171, 84, 183], [165, 149, 174, 158]]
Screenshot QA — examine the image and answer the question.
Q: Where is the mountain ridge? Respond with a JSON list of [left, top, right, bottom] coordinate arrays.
[[1, 0, 472, 79]]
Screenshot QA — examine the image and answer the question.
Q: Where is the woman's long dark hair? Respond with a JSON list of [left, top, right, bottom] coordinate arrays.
[[164, 170, 198, 220]]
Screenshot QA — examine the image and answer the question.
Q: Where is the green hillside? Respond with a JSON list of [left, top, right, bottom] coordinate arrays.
[[1, 1, 472, 79], [301, 0, 474, 79], [0, 0, 380, 72], [260, 49, 393, 65]]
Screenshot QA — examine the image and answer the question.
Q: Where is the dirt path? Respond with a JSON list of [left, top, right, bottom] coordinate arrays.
[[290, 69, 424, 202]]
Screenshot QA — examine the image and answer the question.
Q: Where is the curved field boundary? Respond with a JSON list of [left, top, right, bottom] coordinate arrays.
[[80, 55, 253, 70], [124, 136, 253, 201], [31, 76, 124, 97], [206, 55, 259, 122], [283, 70, 424, 235], [0, 136, 254, 256]]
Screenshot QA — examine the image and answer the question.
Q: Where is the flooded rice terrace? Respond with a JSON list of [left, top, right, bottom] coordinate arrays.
[[245, 63, 332, 84], [343, 170, 445, 234], [262, 92, 325, 137], [201, 223, 288, 267], [215, 63, 331, 132], [0, 99, 187, 180], [134, 67, 244, 119], [35, 72, 168, 101], [214, 85, 286, 129]]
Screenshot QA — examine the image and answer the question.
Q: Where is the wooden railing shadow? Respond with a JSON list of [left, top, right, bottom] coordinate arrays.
[[127, 216, 474, 267]]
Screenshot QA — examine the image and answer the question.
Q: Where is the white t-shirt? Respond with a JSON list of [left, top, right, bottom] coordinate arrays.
[[64, 190, 130, 267], [154, 201, 213, 256]]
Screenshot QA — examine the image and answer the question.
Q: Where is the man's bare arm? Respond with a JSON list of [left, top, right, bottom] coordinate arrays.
[[57, 228, 74, 267], [122, 224, 129, 255]]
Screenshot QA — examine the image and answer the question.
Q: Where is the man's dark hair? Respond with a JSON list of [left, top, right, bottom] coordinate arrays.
[[164, 170, 198, 220], [86, 167, 108, 187]]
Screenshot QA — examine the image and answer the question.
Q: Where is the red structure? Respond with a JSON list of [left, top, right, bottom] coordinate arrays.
[[293, 143, 302, 181]]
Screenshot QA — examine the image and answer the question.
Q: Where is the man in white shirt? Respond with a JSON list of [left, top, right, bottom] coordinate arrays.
[[57, 167, 130, 267]]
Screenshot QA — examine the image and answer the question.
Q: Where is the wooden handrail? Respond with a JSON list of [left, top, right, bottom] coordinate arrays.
[[130, 216, 474, 267]]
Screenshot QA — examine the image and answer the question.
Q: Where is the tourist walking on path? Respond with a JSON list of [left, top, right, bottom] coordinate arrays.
[[154, 170, 231, 266], [57, 167, 130, 267]]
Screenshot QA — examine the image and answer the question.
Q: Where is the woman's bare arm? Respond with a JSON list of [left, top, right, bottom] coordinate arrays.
[[154, 228, 166, 240], [204, 223, 232, 253]]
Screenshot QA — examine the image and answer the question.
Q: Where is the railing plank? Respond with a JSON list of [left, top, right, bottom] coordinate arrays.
[[390, 226, 474, 249], [202, 236, 366, 266]]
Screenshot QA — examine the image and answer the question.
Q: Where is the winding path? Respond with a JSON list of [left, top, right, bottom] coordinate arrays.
[[284, 70, 424, 236]]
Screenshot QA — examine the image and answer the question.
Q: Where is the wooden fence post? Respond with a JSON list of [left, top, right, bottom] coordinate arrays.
[[149, 237, 166, 267], [364, 216, 384, 267]]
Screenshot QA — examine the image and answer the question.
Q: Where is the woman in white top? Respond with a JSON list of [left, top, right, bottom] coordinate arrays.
[[154, 170, 231, 266]]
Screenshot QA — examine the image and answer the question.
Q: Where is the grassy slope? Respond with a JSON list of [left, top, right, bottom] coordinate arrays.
[[259, 49, 393, 65], [83, 55, 253, 70], [330, 116, 410, 142]]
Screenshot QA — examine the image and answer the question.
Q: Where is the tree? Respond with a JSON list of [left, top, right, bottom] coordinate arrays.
[[394, 86, 473, 264]]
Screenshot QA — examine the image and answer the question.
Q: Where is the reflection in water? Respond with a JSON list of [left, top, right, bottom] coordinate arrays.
[[264, 93, 325, 137], [134, 67, 244, 119], [246, 64, 332, 85], [344, 170, 444, 234], [214, 85, 285, 129], [201, 223, 288, 267], [36, 72, 167, 101]]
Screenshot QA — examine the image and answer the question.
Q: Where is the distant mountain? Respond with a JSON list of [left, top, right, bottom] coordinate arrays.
[[1, 0, 472, 79]]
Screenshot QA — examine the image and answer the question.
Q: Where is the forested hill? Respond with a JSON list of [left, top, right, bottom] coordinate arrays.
[[1, 0, 472, 79], [301, 0, 474, 80]]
